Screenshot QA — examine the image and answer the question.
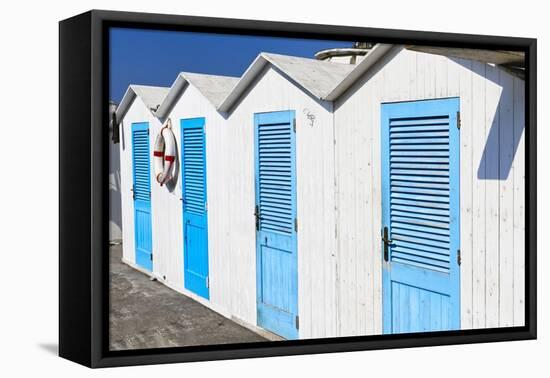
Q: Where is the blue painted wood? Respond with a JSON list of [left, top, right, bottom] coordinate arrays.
[[382, 98, 460, 334], [181, 118, 209, 300], [255, 110, 298, 340], [131, 122, 153, 272]]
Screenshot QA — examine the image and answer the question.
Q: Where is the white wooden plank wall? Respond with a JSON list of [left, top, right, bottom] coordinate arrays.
[[163, 84, 236, 317], [484, 63, 501, 328], [334, 47, 525, 335], [512, 78, 525, 326], [149, 113, 183, 287], [471, 60, 487, 328], [458, 57, 474, 328], [498, 68, 515, 327]]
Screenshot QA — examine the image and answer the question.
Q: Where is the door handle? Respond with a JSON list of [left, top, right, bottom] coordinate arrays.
[[254, 205, 261, 231], [382, 226, 393, 262]]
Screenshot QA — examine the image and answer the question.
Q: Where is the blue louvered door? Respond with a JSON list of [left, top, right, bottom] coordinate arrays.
[[254, 110, 298, 339], [181, 118, 209, 299], [381, 98, 460, 334], [131, 122, 153, 272]]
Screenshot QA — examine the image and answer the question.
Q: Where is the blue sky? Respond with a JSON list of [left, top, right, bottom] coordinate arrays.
[[109, 28, 352, 103]]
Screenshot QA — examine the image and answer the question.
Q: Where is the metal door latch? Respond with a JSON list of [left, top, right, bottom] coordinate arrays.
[[382, 226, 393, 261]]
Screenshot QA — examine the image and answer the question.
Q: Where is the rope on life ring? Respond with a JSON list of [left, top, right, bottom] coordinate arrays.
[[153, 118, 177, 186]]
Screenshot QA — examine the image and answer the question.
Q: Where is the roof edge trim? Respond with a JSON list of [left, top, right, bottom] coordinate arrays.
[[155, 75, 188, 119], [216, 54, 269, 112], [114, 87, 137, 121], [324, 43, 395, 101]]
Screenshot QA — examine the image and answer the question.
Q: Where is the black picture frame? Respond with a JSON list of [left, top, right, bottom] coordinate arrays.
[[59, 9, 537, 368]]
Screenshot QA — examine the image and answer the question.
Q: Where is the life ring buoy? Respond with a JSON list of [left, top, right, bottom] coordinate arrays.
[[153, 119, 177, 186]]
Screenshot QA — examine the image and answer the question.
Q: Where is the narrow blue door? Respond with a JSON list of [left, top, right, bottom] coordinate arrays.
[[381, 98, 460, 334], [181, 118, 209, 300], [131, 122, 153, 272], [254, 110, 298, 339]]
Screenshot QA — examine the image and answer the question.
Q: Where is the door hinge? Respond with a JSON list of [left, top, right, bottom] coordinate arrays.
[[150, 253, 153, 261], [457, 111, 461, 130], [147, 128, 150, 135], [295, 315, 299, 330], [457, 249, 461, 266], [382, 226, 393, 262], [205, 202, 208, 211], [294, 218, 298, 232], [206, 276, 209, 288], [292, 118, 296, 133]]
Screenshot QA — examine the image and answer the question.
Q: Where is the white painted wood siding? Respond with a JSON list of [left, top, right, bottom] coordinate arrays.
[[334, 47, 525, 335]]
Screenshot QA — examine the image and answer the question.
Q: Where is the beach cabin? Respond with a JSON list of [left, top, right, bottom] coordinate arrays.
[[149, 72, 239, 311], [214, 52, 355, 339], [116, 85, 169, 274], [331, 44, 525, 335]]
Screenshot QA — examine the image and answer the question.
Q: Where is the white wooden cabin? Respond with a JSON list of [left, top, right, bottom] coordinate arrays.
[[216, 53, 354, 338], [148, 72, 239, 314], [331, 44, 525, 336], [116, 85, 168, 275]]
